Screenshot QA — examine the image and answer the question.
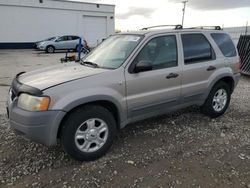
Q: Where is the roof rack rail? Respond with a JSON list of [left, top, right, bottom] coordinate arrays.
[[187, 26, 222, 30], [141, 24, 183, 30]]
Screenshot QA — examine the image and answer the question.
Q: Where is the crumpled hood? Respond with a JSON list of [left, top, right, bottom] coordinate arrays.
[[18, 62, 109, 90]]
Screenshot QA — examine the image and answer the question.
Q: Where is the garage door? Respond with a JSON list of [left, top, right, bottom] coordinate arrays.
[[82, 16, 107, 47]]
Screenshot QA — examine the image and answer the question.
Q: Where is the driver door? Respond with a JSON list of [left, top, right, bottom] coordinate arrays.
[[125, 34, 182, 120], [55, 36, 69, 49]]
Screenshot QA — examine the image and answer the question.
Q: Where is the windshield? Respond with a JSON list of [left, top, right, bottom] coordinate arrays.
[[51, 37, 59, 41], [82, 35, 143, 69], [47, 37, 56, 41]]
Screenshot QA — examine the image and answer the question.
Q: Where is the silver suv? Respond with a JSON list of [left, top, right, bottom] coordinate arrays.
[[7, 25, 241, 161]]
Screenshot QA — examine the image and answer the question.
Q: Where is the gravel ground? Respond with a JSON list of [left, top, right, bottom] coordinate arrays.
[[0, 76, 250, 188]]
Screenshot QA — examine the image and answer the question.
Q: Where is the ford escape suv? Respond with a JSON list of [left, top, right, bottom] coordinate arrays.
[[7, 25, 241, 161]]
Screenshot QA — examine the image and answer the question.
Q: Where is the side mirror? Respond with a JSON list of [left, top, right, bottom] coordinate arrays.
[[134, 60, 153, 73]]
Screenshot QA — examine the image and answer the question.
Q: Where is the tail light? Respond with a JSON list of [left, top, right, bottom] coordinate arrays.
[[84, 40, 88, 47]]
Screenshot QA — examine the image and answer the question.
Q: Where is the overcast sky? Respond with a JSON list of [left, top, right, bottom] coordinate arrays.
[[73, 0, 250, 31]]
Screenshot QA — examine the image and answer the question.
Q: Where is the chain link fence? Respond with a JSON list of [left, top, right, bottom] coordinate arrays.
[[224, 26, 250, 44], [224, 26, 250, 76]]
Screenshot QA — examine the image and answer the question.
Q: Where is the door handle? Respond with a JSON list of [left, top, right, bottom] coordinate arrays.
[[207, 66, 216, 71], [166, 73, 179, 79]]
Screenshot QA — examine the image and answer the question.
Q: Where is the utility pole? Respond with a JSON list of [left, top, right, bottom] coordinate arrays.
[[182, 0, 188, 27]]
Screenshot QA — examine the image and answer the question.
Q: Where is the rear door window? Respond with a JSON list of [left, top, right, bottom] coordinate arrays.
[[181, 34, 214, 64], [211, 33, 237, 57], [70, 36, 79, 40]]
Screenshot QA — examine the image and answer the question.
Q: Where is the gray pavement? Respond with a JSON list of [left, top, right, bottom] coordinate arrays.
[[0, 50, 68, 114]]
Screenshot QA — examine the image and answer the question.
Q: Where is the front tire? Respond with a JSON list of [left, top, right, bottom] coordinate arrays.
[[60, 105, 117, 161], [201, 81, 231, 118], [46, 46, 55, 53]]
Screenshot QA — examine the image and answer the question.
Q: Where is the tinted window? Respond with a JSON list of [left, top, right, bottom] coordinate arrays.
[[70, 36, 79, 40], [135, 35, 178, 70], [211, 33, 236, 57], [182, 34, 213, 64], [68, 36, 73, 40], [57, 36, 68, 42]]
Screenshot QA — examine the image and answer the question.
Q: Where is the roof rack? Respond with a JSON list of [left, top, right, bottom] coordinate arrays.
[[187, 26, 222, 30], [141, 24, 183, 30]]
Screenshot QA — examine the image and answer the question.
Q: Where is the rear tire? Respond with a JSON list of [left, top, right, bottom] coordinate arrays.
[[60, 105, 117, 161], [201, 81, 231, 118]]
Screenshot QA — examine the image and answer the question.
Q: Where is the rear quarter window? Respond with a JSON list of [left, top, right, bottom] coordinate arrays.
[[211, 33, 237, 57]]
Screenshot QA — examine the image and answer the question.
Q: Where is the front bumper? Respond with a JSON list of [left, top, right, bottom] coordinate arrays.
[[38, 45, 46, 50], [7, 99, 66, 146]]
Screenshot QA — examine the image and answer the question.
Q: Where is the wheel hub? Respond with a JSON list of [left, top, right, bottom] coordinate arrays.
[[86, 129, 97, 140], [74, 118, 109, 153], [212, 89, 227, 112]]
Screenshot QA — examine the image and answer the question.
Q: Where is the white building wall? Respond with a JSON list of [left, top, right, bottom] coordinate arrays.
[[0, 0, 115, 47]]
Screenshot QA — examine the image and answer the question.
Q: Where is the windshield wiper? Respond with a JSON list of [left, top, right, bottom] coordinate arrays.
[[80, 61, 99, 68]]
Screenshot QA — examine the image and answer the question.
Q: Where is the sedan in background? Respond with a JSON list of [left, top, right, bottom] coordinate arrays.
[[37, 35, 87, 53]]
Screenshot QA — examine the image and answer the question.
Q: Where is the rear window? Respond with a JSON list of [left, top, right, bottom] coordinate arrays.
[[211, 33, 237, 57], [181, 34, 214, 64]]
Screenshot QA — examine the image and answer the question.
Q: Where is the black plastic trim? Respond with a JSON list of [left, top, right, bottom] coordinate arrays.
[[11, 72, 43, 96]]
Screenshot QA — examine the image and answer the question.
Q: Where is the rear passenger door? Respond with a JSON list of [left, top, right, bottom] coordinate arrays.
[[180, 33, 223, 103], [68, 36, 80, 49]]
